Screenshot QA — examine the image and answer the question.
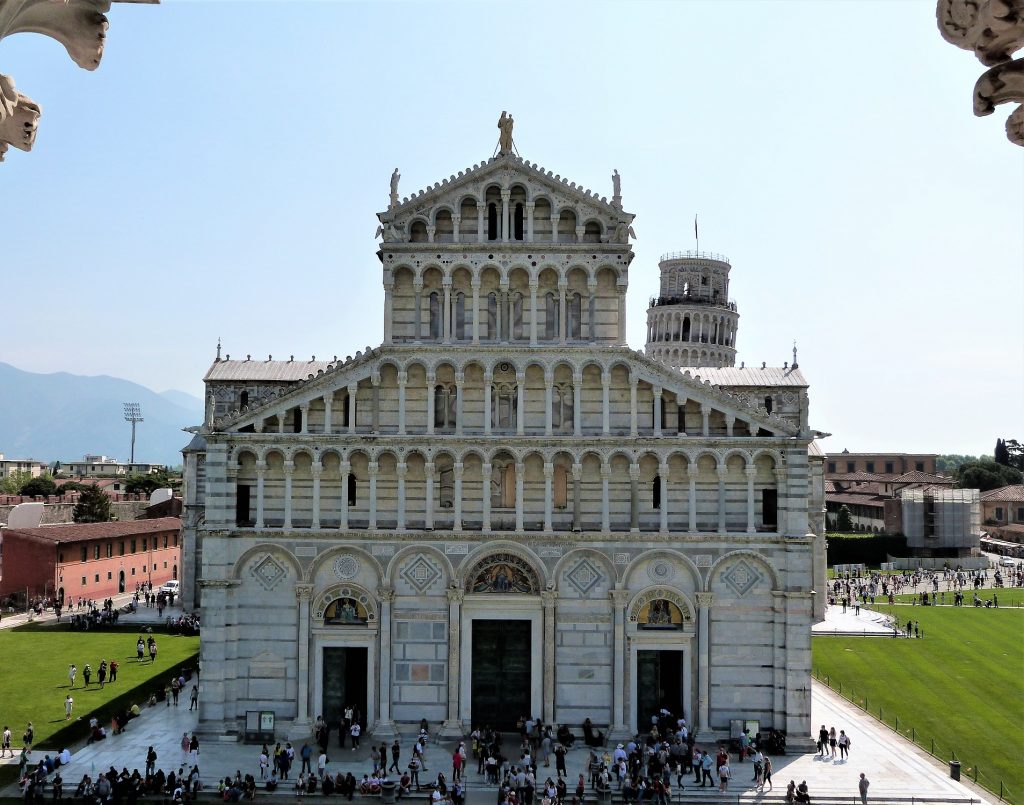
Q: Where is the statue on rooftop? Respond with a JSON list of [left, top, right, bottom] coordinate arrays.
[[497, 111, 514, 154], [612, 169, 621, 205], [389, 168, 400, 208]]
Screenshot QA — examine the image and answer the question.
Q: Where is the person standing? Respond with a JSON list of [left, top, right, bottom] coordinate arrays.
[[180, 732, 191, 766], [82, 664, 92, 687], [2, 725, 12, 758], [838, 730, 851, 759], [146, 746, 158, 777], [190, 684, 199, 711], [23, 722, 34, 755], [300, 743, 313, 775], [68, 665, 77, 689], [137, 638, 145, 662], [189, 733, 200, 767], [829, 727, 837, 758], [718, 760, 730, 793], [64, 694, 74, 721], [349, 721, 361, 750], [858, 773, 869, 805], [171, 677, 181, 706], [109, 661, 118, 683]]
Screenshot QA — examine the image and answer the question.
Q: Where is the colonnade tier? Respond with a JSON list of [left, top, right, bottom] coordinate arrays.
[[646, 345, 737, 370], [645, 306, 738, 348], [226, 442, 786, 536]]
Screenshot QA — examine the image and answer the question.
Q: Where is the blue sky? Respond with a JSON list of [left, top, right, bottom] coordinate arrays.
[[2, 0, 1021, 457]]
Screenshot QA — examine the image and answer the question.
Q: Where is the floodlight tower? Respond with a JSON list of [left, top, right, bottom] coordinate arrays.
[[123, 402, 143, 464]]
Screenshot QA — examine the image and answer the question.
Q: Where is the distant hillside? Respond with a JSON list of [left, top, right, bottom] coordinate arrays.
[[0, 362, 204, 466]]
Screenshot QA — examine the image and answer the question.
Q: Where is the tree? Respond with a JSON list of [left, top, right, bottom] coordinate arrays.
[[0, 470, 33, 494], [124, 469, 172, 495], [935, 454, 979, 473], [836, 505, 853, 532], [955, 458, 1023, 492], [1005, 438, 1024, 471], [19, 474, 57, 497], [995, 438, 1010, 466], [73, 485, 113, 523], [58, 481, 94, 495]]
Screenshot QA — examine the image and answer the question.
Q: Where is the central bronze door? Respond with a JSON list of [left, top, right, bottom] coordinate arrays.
[[471, 619, 531, 730], [636, 649, 685, 732]]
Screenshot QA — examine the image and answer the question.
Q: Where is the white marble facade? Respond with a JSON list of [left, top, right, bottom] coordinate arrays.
[[182, 137, 826, 746]]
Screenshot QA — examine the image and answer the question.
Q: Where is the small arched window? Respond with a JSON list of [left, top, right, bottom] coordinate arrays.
[[347, 474, 357, 506], [514, 203, 525, 240], [239, 390, 249, 409], [764, 396, 773, 415], [653, 475, 662, 509]]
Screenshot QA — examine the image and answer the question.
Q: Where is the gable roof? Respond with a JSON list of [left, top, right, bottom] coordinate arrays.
[[891, 471, 954, 485], [686, 366, 808, 387], [380, 153, 632, 222], [980, 484, 1024, 502], [2, 517, 181, 544], [205, 359, 335, 383]]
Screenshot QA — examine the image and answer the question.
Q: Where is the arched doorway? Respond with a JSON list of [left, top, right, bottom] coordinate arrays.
[[118, 570, 126, 593]]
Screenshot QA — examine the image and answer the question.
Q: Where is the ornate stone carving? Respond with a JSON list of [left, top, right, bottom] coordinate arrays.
[[937, 0, 1024, 145], [565, 557, 605, 597], [251, 554, 288, 590], [389, 168, 400, 208], [497, 111, 514, 154], [332, 554, 360, 581], [0, 0, 158, 162], [694, 592, 715, 608], [720, 558, 766, 598], [400, 554, 443, 594], [628, 588, 692, 624], [646, 559, 676, 584], [466, 552, 539, 594], [294, 583, 314, 601]]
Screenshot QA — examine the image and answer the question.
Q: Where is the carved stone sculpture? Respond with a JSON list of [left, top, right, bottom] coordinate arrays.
[[389, 168, 400, 208], [937, 0, 1024, 145], [611, 169, 621, 207], [0, 0, 159, 161], [497, 110, 514, 154]]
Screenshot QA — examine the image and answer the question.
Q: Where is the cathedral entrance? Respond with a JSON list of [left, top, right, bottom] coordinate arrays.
[[471, 619, 531, 729], [321, 647, 368, 729], [635, 650, 685, 732]]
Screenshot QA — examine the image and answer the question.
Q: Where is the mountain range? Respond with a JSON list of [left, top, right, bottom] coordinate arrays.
[[0, 362, 205, 467]]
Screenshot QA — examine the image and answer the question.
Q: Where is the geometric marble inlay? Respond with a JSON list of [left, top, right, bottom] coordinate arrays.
[[565, 557, 604, 596], [401, 554, 443, 593], [333, 554, 360, 581], [251, 554, 287, 590], [647, 559, 675, 583], [721, 558, 764, 598]]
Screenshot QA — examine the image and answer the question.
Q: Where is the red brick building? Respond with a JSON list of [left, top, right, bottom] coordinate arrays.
[[0, 517, 181, 604]]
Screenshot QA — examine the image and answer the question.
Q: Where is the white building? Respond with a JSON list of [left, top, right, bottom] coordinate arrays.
[[59, 455, 165, 477], [183, 123, 826, 746]]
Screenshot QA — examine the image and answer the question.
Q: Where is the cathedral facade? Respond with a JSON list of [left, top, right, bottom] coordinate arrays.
[[182, 130, 826, 746]]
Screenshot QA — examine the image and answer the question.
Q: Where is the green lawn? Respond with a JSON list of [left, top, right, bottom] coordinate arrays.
[[892, 586, 1024, 607], [0, 624, 199, 753], [814, 605, 1024, 803]]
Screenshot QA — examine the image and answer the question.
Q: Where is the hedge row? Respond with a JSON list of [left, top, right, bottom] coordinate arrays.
[[826, 533, 908, 566]]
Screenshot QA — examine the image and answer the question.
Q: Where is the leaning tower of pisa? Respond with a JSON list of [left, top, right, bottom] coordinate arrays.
[[644, 251, 739, 368]]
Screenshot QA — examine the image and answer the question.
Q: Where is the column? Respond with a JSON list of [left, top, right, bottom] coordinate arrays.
[[701, 403, 711, 437], [541, 590, 557, 723], [348, 383, 358, 434], [629, 462, 640, 532], [629, 379, 638, 437], [282, 460, 294, 529], [383, 279, 394, 345], [277, 413, 285, 433], [442, 279, 452, 343], [558, 283, 567, 343], [695, 592, 714, 741], [602, 373, 610, 435], [454, 373, 464, 436], [471, 280, 481, 344], [452, 214, 461, 243], [397, 372, 407, 435], [529, 282, 539, 345], [550, 210, 559, 244], [774, 468, 787, 534], [609, 589, 631, 738], [299, 404, 309, 435], [746, 467, 757, 533], [441, 588, 464, 736], [340, 461, 350, 529], [574, 225, 585, 243], [294, 583, 314, 729], [426, 373, 436, 435], [725, 414, 735, 438], [653, 387, 662, 436], [368, 461, 378, 530], [427, 225, 436, 244], [687, 466, 697, 533], [453, 462, 463, 533], [481, 463, 492, 533], [255, 460, 266, 529], [601, 462, 611, 531], [525, 201, 535, 242], [516, 374, 525, 436], [515, 461, 525, 531], [543, 462, 554, 532], [659, 463, 669, 534], [587, 279, 598, 342], [483, 373, 493, 436], [377, 587, 396, 736], [311, 461, 322, 530], [396, 462, 407, 531], [500, 190, 510, 241], [371, 373, 381, 434], [617, 286, 627, 343], [717, 465, 727, 533], [323, 392, 333, 434], [424, 462, 435, 530], [476, 203, 485, 243], [572, 373, 582, 437], [544, 372, 554, 436], [413, 282, 423, 342], [572, 463, 582, 531]]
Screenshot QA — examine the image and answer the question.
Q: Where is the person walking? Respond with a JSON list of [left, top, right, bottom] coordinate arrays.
[[82, 664, 92, 687], [858, 773, 869, 805], [190, 684, 199, 711], [180, 732, 191, 766], [64, 694, 74, 721], [389, 740, 401, 773], [2, 725, 12, 758], [68, 665, 77, 689], [829, 727, 837, 758], [171, 676, 181, 706], [349, 721, 361, 750], [838, 730, 851, 760], [109, 661, 118, 683], [137, 638, 145, 662], [760, 756, 773, 792], [98, 661, 107, 688], [189, 733, 200, 767], [718, 760, 730, 793], [149, 639, 158, 662]]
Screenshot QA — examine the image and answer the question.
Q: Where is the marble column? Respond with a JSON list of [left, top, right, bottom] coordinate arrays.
[[483, 373, 493, 436], [525, 201, 535, 242], [282, 461, 294, 529], [440, 588, 464, 737], [293, 583, 314, 733], [471, 280, 481, 345], [501, 191, 510, 242], [541, 590, 557, 723], [701, 404, 710, 437], [602, 374, 611, 435], [376, 587, 397, 738], [587, 280, 598, 342], [368, 461, 378, 530], [550, 211, 559, 244], [323, 392, 333, 434], [383, 278, 394, 344], [746, 467, 757, 533], [452, 214, 461, 243], [424, 462, 435, 530], [516, 374, 525, 436], [453, 462, 463, 533], [617, 286, 627, 343], [442, 280, 452, 343], [571, 463, 582, 531], [609, 589, 631, 739], [255, 460, 266, 530], [413, 282, 423, 342], [629, 380, 638, 437], [572, 373, 582, 437], [426, 373, 436, 435], [396, 462, 407, 531], [629, 463, 640, 532], [601, 463, 611, 531], [658, 463, 669, 534], [299, 405, 309, 435], [397, 372, 407, 435], [653, 387, 662, 436], [695, 592, 714, 741], [481, 463, 492, 533], [558, 283, 567, 343], [311, 461, 322, 529], [543, 462, 554, 532], [455, 374, 464, 436], [340, 462, 350, 529], [687, 467, 697, 533], [348, 384, 358, 434], [515, 461, 525, 531], [529, 283, 539, 346], [371, 374, 381, 434], [476, 204, 485, 243], [717, 466, 728, 533], [544, 373, 554, 436]]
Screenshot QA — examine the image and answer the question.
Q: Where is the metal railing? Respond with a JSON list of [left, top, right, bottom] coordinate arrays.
[[649, 294, 738, 312], [660, 250, 730, 263]]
